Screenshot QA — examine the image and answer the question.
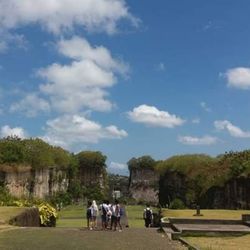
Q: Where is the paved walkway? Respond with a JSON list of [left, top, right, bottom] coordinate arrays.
[[0, 227, 187, 250]]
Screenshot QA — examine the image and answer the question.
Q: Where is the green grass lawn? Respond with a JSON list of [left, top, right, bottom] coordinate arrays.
[[184, 235, 250, 250], [162, 209, 250, 220], [0, 207, 26, 224]]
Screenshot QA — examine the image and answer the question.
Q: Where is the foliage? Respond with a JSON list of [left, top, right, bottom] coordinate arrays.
[[169, 198, 186, 209], [38, 203, 57, 227], [77, 151, 107, 170], [108, 174, 129, 199], [82, 185, 105, 202], [0, 187, 14, 206], [49, 191, 72, 207], [219, 150, 250, 177], [0, 136, 25, 164], [0, 136, 72, 170], [157, 154, 221, 206], [127, 155, 156, 171]]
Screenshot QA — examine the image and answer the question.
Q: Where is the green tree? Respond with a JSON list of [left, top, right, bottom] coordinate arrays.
[[127, 155, 156, 171]]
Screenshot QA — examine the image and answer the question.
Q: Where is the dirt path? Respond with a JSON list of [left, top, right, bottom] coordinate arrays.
[[0, 227, 186, 250]]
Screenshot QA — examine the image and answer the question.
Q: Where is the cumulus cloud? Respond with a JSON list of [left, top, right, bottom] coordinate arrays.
[[41, 114, 128, 148], [10, 93, 50, 117], [127, 105, 185, 128], [0, 32, 27, 53], [57, 36, 128, 74], [0, 125, 27, 138], [0, 0, 139, 35], [224, 67, 250, 90], [214, 120, 250, 138], [12, 37, 128, 115], [178, 135, 218, 145]]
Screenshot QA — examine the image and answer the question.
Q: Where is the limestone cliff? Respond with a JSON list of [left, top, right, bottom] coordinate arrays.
[[0, 166, 68, 199], [203, 177, 250, 209], [129, 168, 159, 205], [79, 166, 105, 189]]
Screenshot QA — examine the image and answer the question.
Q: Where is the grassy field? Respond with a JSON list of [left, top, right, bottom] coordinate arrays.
[[0, 207, 26, 224], [162, 209, 250, 220], [184, 235, 250, 250]]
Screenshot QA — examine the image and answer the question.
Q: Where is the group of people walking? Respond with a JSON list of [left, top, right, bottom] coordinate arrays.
[[86, 199, 123, 231]]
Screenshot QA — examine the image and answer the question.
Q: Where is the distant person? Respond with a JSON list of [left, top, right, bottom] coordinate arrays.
[[91, 200, 99, 229], [106, 201, 112, 229], [86, 200, 92, 229], [143, 205, 153, 228], [114, 199, 122, 232], [99, 200, 109, 230]]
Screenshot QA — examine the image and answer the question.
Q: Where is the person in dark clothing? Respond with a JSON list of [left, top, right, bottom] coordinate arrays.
[[86, 200, 92, 229], [143, 205, 153, 228]]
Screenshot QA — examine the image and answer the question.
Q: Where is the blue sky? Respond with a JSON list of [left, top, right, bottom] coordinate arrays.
[[1, 0, 250, 175]]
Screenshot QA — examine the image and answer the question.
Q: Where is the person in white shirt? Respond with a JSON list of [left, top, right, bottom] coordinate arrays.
[[114, 199, 122, 232], [91, 200, 98, 229]]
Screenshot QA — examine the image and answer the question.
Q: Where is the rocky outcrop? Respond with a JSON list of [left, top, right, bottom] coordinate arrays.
[[79, 167, 105, 189], [9, 207, 40, 227], [159, 170, 250, 209], [159, 171, 187, 207], [0, 166, 68, 199], [129, 168, 159, 205], [202, 177, 250, 209]]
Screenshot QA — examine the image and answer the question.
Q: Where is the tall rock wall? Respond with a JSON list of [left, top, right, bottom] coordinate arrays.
[[159, 170, 250, 209], [129, 168, 159, 205], [203, 177, 250, 209], [79, 167, 105, 189], [0, 166, 69, 199], [159, 171, 187, 207]]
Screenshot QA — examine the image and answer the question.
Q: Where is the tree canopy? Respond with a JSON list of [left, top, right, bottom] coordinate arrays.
[[127, 155, 156, 171], [0, 137, 72, 169]]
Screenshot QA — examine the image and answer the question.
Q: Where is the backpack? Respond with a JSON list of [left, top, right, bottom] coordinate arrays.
[[145, 209, 152, 220], [120, 207, 124, 216], [87, 207, 92, 217], [102, 204, 107, 215]]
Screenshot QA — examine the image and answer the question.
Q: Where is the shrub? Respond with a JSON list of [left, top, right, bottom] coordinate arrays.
[[169, 198, 185, 209], [0, 187, 15, 206], [38, 203, 57, 227], [49, 191, 72, 207]]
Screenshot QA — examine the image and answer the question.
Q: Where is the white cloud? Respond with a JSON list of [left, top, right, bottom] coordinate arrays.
[[109, 162, 127, 171], [214, 120, 250, 138], [0, 41, 7, 53], [192, 118, 200, 124], [224, 67, 250, 90], [200, 102, 211, 112], [0, 32, 27, 53], [178, 135, 218, 145], [13, 37, 128, 114], [128, 104, 185, 128], [0, 0, 139, 35], [0, 125, 27, 138], [57, 36, 128, 75], [10, 93, 50, 117], [42, 114, 128, 148]]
